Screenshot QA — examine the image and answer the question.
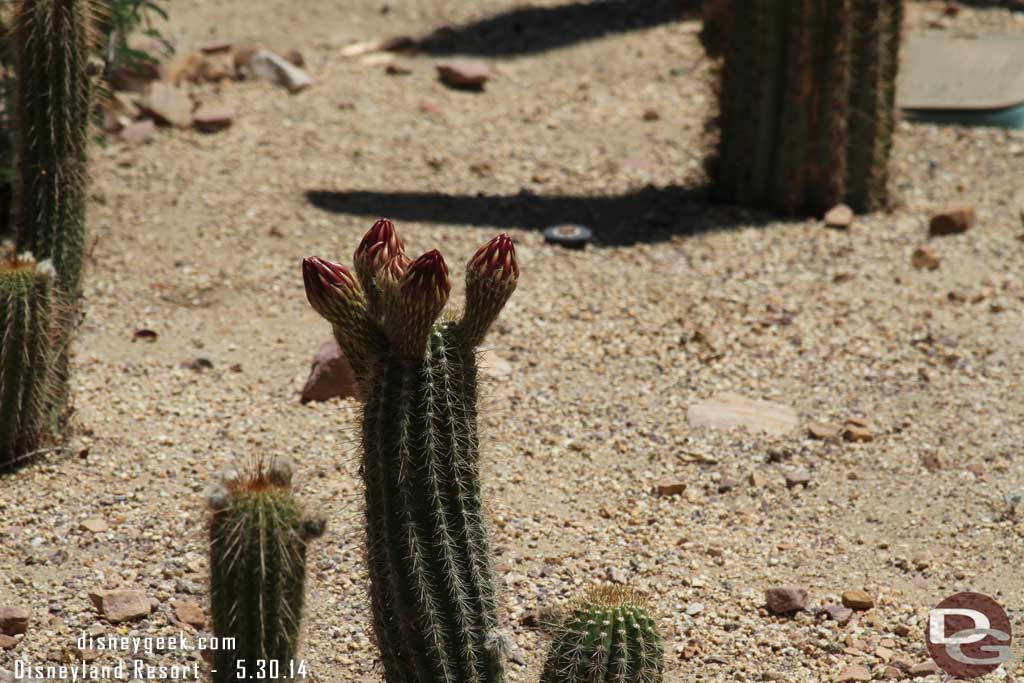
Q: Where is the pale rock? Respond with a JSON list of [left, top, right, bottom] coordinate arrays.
[[247, 50, 313, 93], [687, 393, 799, 436]]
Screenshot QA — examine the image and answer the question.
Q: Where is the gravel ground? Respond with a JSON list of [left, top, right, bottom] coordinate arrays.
[[2, 1, 1024, 681]]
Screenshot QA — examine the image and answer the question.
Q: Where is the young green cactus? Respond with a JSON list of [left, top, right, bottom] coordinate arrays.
[[0, 252, 55, 470], [706, 0, 903, 215], [207, 458, 325, 683], [302, 220, 519, 683], [541, 587, 664, 683]]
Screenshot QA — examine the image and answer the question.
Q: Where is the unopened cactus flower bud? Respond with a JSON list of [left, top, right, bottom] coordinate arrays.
[[392, 250, 450, 358], [354, 218, 405, 313], [458, 234, 519, 349]]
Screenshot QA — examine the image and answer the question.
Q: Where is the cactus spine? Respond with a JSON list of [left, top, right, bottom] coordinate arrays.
[[208, 459, 325, 683], [10, 0, 95, 417], [706, 0, 903, 215], [0, 252, 55, 470], [303, 220, 518, 683], [541, 587, 664, 683]]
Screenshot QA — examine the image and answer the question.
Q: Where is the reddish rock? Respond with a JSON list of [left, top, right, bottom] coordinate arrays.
[[808, 421, 842, 440], [300, 339, 359, 403], [88, 589, 152, 623], [174, 600, 207, 628], [192, 105, 235, 132], [836, 665, 871, 682], [436, 59, 490, 89], [908, 661, 939, 677], [929, 203, 975, 236], [842, 589, 875, 610], [824, 604, 853, 624], [0, 607, 29, 635], [141, 82, 193, 127], [764, 586, 808, 614]]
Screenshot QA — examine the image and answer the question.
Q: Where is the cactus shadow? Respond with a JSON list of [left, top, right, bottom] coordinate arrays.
[[304, 185, 775, 247], [411, 0, 700, 58]]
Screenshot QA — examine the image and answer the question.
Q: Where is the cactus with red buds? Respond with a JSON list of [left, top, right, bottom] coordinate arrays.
[[301, 220, 518, 683]]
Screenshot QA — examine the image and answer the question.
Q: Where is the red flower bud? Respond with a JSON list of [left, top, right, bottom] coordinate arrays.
[[302, 256, 361, 321], [354, 218, 405, 272], [468, 233, 518, 284], [402, 249, 451, 305]]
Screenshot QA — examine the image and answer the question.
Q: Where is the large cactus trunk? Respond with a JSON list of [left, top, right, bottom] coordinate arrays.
[[303, 220, 518, 683], [706, 0, 903, 215]]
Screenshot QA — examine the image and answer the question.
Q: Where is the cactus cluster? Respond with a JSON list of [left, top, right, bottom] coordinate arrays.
[[541, 587, 664, 683], [207, 458, 325, 683], [303, 220, 517, 683], [0, 252, 55, 470], [706, 0, 904, 215]]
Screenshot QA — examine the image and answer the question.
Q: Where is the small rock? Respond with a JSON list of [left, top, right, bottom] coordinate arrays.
[[836, 665, 872, 682], [764, 586, 808, 614], [876, 646, 895, 662], [192, 105, 235, 132], [654, 483, 686, 496], [908, 661, 939, 678], [436, 59, 490, 89], [880, 665, 902, 680], [300, 339, 358, 404], [911, 246, 940, 270], [929, 203, 975, 236], [687, 393, 799, 436], [161, 51, 206, 85], [88, 589, 152, 623], [141, 82, 193, 127], [642, 108, 660, 121], [173, 600, 207, 628], [841, 590, 875, 610], [79, 517, 108, 533], [121, 119, 157, 145], [0, 607, 29, 635], [749, 471, 769, 488], [0, 634, 17, 650], [784, 470, 811, 489], [824, 203, 854, 229], [808, 421, 842, 440], [843, 420, 874, 443], [717, 477, 738, 493], [247, 49, 314, 93], [912, 551, 932, 569], [824, 604, 853, 624], [685, 603, 704, 616]]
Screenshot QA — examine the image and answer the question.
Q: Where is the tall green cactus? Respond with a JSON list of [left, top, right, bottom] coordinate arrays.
[[208, 458, 325, 683], [541, 587, 664, 683], [706, 0, 903, 215], [302, 220, 519, 683], [9, 0, 96, 419], [0, 252, 55, 470]]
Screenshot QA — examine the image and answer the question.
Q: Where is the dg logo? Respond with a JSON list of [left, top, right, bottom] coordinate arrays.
[[926, 592, 1013, 678]]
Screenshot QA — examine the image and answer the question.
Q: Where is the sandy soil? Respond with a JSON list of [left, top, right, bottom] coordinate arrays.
[[2, 1, 1024, 681]]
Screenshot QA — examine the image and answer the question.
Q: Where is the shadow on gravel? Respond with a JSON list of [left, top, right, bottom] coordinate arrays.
[[305, 186, 774, 247], [414, 0, 699, 57]]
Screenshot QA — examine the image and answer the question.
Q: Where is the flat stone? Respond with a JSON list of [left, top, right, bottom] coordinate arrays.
[[824, 203, 854, 229], [843, 423, 874, 443], [173, 600, 207, 628], [79, 517, 108, 533], [909, 661, 939, 677], [836, 664, 872, 682], [808, 421, 842, 440], [88, 589, 152, 623], [654, 483, 686, 496], [929, 203, 975, 236], [784, 470, 811, 489], [141, 82, 193, 127], [0, 607, 28, 635], [300, 339, 358, 404], [842, 589, 875, 610], [765, 586, 808, 614], [121, 119, 157, 145], [687, 393, 799, 436], [192, 105, 235, 132], [436, 59, 490, 89], [824, 604, 853, 624], [717, 477, 738, 493]]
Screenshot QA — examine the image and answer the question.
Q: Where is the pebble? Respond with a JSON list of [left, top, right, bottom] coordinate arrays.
[[436, 59, 490, 89], [687, 393, 799, 436], [173, 600, 207, 629], [841, 590, 875, 610], [247, 49, 314, 93], [807, 421, 842, 440], [783, 470, 811, 489], [0, 608, 28, 636], [911, 246, 940, 270], [929, 203, 975, 236], [835, 664, 871, 682], [824, 604, 854, 624], [88, 589, 153, 623], [824, 203, 854, 229], [192, 105, 235, 132], [909, 661, 939, 677], [765, 586, 808, 614], [79, 517, 108, 533]]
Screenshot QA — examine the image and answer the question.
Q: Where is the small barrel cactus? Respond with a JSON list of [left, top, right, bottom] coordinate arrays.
[[541, 587, 664, 683], [302, 220, 518, 683], [0, 252, 55, 470], [207, 458, 325, 683]]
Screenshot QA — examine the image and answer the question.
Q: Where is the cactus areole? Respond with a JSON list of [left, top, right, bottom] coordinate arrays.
[[303, 220, 519, 683]]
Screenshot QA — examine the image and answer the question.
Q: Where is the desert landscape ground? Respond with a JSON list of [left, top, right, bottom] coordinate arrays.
[[2, 1, 1024, 681]]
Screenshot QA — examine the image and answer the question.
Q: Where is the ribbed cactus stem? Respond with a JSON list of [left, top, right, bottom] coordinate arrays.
[[0, 253, 55, 470], [12, 0, 93, 300], [541, 587, 664, 683], [302, 219, 518, 683], [707, 0, 902, 215], [208, 458, 325, 683]]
